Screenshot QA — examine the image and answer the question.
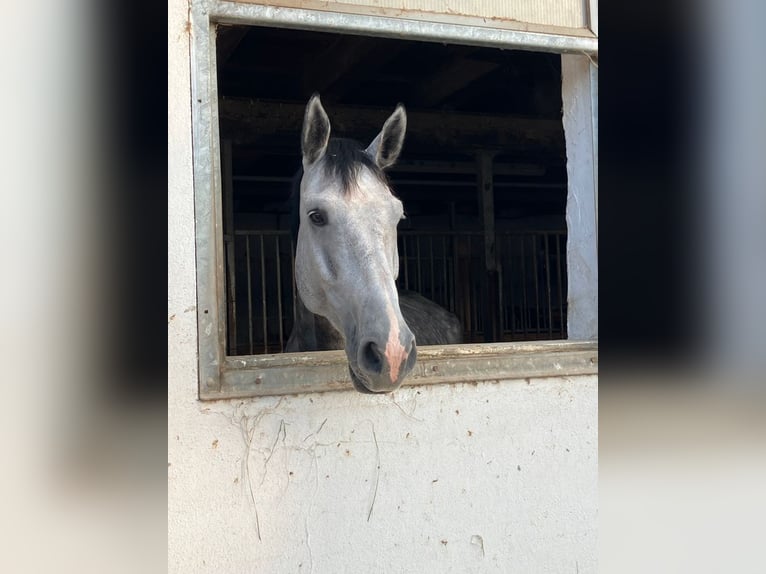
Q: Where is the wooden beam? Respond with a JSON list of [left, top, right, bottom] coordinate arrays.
[[218, 98, 564, 153]]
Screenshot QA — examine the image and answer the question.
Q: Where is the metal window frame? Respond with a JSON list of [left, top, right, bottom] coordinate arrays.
[[191, 0, 598, 399]]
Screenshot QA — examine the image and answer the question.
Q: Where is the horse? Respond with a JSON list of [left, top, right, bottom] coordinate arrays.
[[285, 94, 462, 393]]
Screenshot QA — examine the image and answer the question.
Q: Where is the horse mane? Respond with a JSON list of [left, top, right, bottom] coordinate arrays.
[[289, 137, 391, 241]]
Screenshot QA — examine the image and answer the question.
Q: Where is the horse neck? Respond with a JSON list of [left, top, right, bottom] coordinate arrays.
[[286, 295, 345, 352]]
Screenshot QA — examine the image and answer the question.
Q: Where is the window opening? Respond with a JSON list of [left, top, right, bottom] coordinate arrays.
[[216, 25, 569, 357]]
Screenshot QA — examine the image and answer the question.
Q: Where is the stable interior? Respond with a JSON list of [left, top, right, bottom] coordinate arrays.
[[216, 25, 569, 355]]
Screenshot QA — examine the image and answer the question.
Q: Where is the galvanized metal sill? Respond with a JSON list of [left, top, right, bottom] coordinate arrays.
[[201, 340, 598, 399]]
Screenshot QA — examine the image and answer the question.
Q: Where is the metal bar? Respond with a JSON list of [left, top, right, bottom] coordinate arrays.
[[232, 175, 293, 183], [508, 236, 517, 338], [449, 203, 459, 315], [498, 234, 506, 335], [466, 235, 473, 340], [544, 233, 553, 339], [476, 238, 483, 337], [451, 234, 459, 315], [275, 235, 284, 351], [470, 241, 476, 335], [474, 240, 482, 337], [498, 252, 506, 339], [520, 236, 528, 335], [531, 235, 541, 334], [556, 233, 565, 338], [442, 236, 448, 310], [429, 236, 435, 301], [234, 229, 292, 236], [260, 234, 268, 354], [246, 235, 253, 355], [226, 239, 237, 354], [416, 236, 422, 293], [498, 234, 505, 335], [210, 1, 599, 55]]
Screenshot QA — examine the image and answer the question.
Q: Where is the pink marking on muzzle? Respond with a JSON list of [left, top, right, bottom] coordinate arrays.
[[384, 299, 407, 383]]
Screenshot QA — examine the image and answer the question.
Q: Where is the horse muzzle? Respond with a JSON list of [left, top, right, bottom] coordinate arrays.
[[348, 331, 417, 393]]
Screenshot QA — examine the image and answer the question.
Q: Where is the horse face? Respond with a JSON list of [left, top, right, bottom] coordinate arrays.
[[295, 95, 417, 393]]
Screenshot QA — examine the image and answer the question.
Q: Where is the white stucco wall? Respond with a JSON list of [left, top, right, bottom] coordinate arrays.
[[168, 377, 597, 573], [169, 1, 597, 572]]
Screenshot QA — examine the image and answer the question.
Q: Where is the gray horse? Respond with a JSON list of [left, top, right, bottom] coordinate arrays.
[[286, 94, 462, 393]]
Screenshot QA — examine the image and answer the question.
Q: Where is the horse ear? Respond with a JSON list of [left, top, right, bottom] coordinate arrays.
[[302, 93, 331, 167], [365, 104, 406, 169]]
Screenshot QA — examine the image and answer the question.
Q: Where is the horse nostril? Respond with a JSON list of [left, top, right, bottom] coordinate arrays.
[[360, 340, 384, 375]]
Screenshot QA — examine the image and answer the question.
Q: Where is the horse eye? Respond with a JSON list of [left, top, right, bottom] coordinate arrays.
[[308, 210, 327, 226]]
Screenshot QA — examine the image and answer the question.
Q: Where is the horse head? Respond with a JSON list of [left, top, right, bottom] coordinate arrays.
[[294, 94, 416, 393]]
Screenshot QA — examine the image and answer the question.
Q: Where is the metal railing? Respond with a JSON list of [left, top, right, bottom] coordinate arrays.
[[397, 231, 567, 343], [226, 230, 295, 355], [225, 230, 567, 355]]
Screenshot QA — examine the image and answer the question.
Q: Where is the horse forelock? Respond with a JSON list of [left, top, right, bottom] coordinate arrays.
[[320, 138, 390, 195]]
